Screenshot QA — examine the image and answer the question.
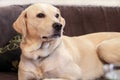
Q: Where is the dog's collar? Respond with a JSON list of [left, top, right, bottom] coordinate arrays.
[[37, 54, 50, 62]]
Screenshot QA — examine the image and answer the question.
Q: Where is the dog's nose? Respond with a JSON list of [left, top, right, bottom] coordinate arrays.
[[52, 23, 62, 31]]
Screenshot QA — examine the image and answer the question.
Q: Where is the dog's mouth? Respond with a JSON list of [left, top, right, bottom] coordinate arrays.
[[51, 33, 61, 38], [42, 32, 61, 40]]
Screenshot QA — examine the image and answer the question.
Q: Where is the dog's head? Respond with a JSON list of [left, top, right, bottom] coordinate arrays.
[[13, 3, 65, 41]]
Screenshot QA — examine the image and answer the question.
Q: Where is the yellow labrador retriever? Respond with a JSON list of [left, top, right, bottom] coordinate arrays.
[[13, 3, 120, 80]]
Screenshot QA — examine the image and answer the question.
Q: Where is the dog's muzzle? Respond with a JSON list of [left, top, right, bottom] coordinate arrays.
[[52, 22, 62, 32], [52, 22, 62, 38], [42, 23, 62, 40]]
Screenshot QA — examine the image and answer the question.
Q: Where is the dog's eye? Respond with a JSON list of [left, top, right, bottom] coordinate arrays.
[[37, 13, 45, 18], [55, 13, 59, 18]]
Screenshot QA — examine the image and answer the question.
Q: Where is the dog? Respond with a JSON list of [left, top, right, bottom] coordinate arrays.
[[13, 3, 120, 80]]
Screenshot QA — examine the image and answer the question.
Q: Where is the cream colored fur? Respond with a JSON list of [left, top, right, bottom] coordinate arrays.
[[13, 3, 120, 80]]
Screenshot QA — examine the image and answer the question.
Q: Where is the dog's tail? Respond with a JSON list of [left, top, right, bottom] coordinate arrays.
[[97, 38, 120, 65]]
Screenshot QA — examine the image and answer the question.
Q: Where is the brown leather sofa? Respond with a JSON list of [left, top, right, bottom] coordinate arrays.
[[0, 4, 120, 80]]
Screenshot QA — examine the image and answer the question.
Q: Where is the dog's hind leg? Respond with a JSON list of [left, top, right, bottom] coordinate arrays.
[[97, 38, 120, 65]]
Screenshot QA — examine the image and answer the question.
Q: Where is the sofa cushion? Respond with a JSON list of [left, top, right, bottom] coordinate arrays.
[[0, 35, 21, 72]]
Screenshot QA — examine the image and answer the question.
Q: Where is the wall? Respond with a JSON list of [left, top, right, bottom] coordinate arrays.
[[0, 0, 120, 6]]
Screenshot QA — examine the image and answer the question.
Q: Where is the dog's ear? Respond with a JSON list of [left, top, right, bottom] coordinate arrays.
[[60, 16, 65, 28], [13, 10, 27, 37], [57, 9, 65, 27]]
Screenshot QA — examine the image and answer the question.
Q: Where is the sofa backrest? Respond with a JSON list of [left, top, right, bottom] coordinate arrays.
[[0, 4, 120, 47], [57, 6, 120, 36], [0, 5, 30, 47]]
